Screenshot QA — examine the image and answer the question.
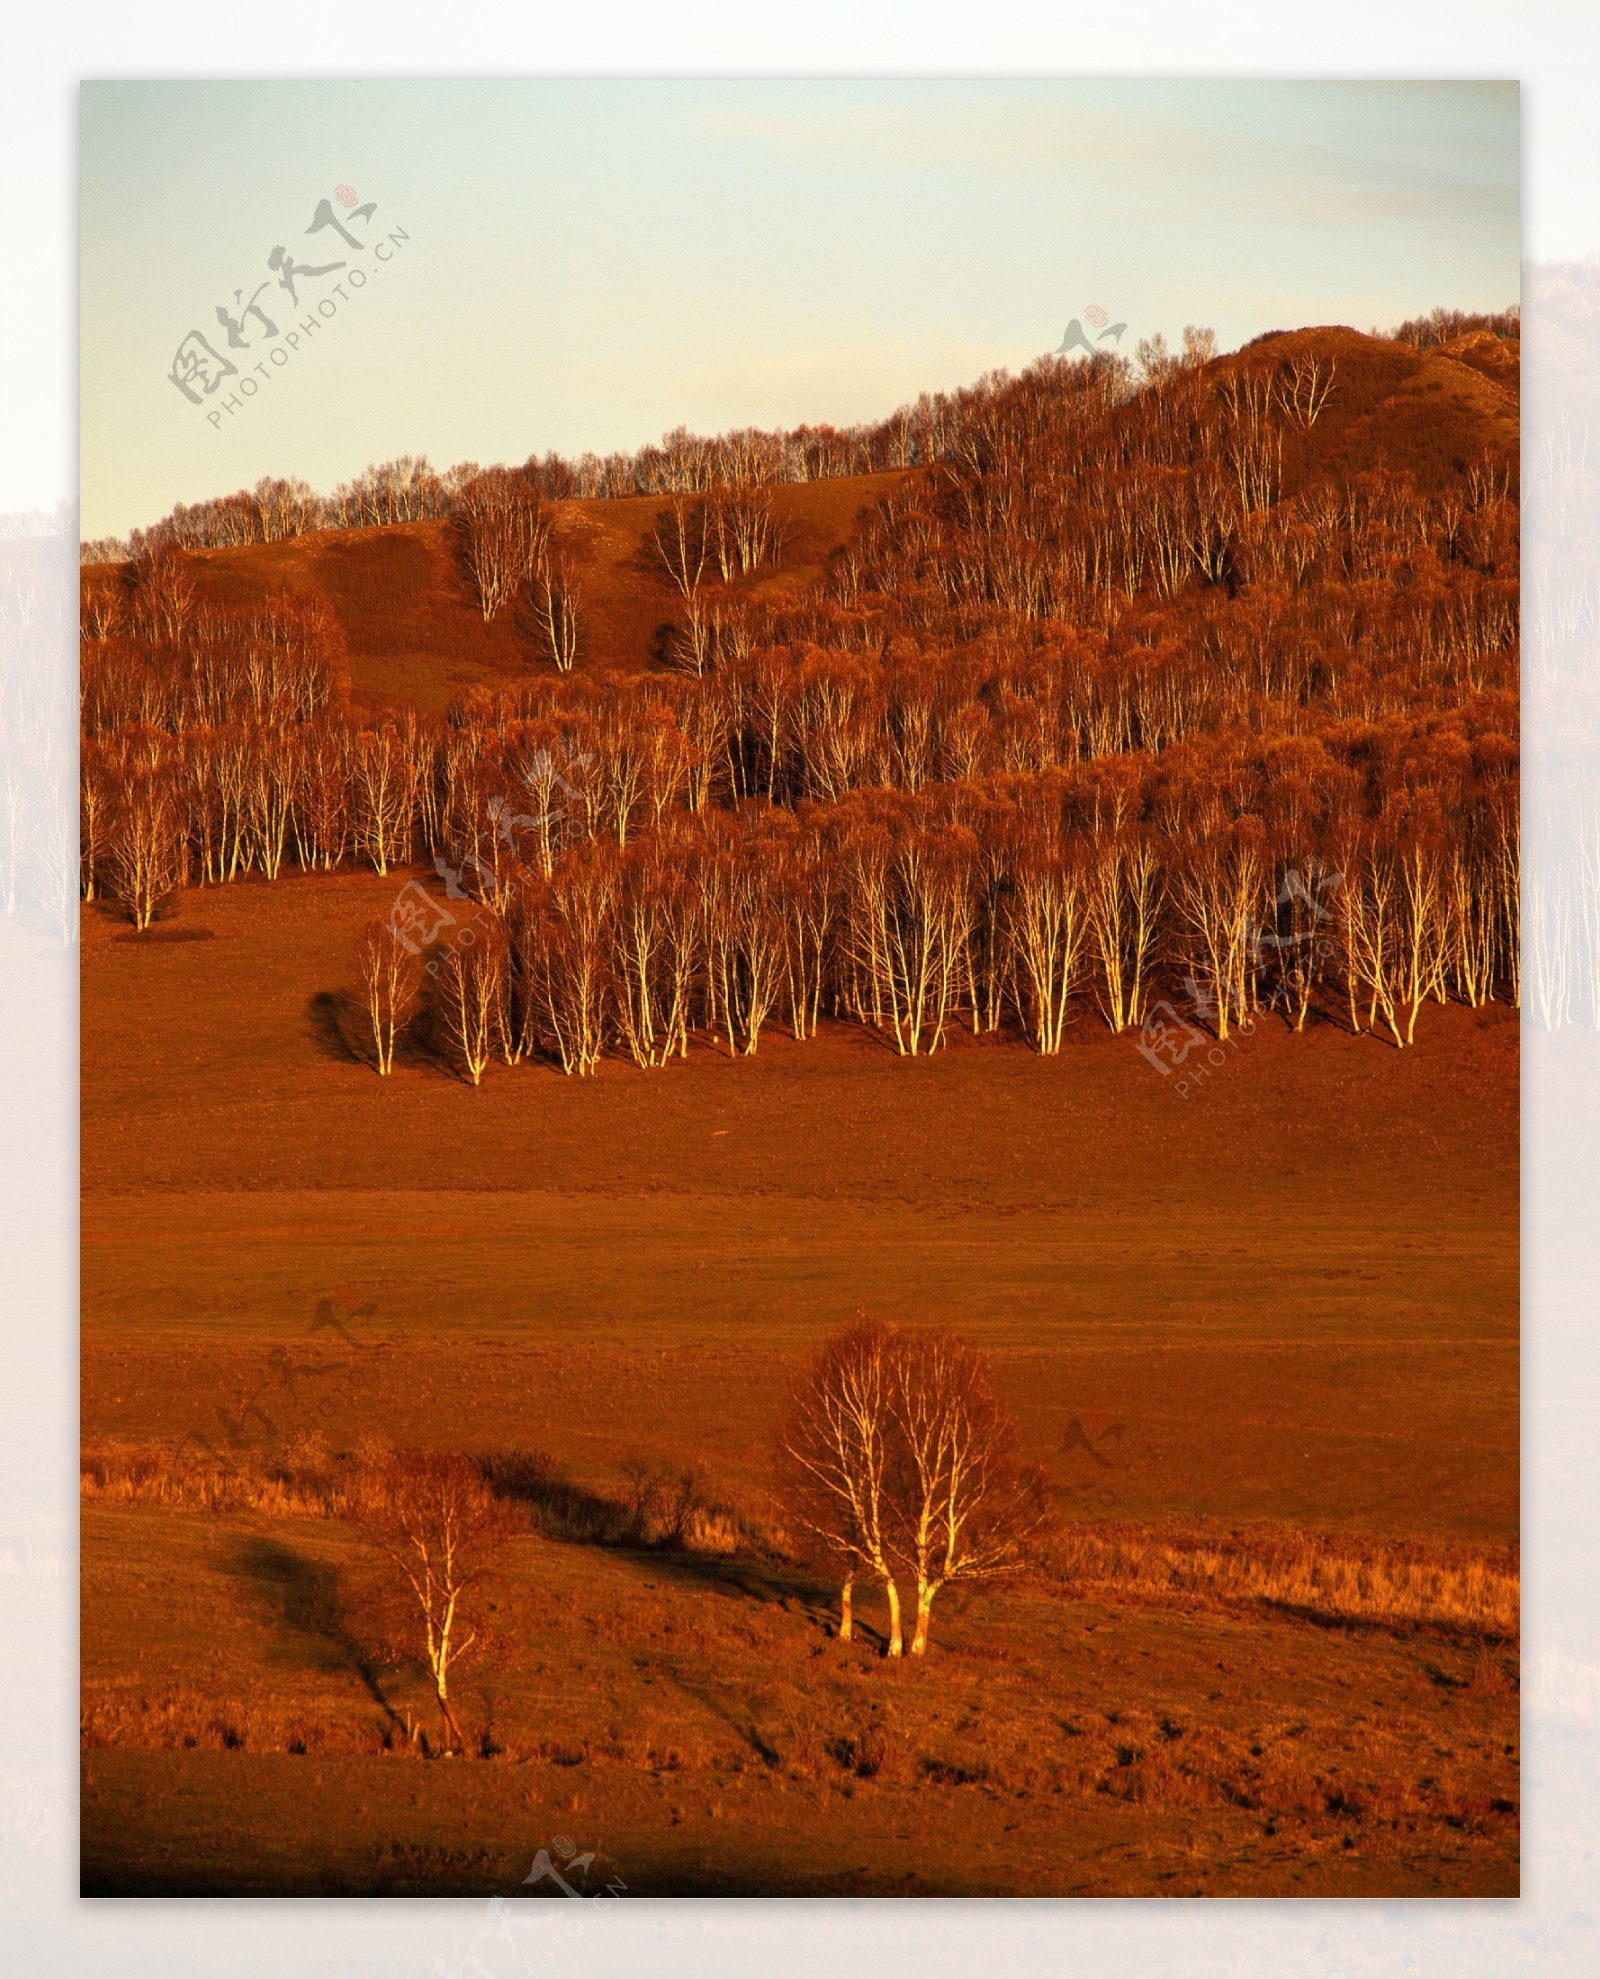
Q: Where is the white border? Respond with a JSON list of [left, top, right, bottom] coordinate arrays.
[[6, 8, 1596, 1973]]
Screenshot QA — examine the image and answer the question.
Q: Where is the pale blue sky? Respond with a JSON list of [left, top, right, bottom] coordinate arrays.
[[80, 79, 1519, 539]]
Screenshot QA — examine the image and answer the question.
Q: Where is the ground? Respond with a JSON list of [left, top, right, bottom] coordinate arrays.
[[80, 869, 1518, 1895]]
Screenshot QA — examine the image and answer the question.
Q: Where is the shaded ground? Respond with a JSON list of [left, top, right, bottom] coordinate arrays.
[[81, 1503, 1518, 1899]]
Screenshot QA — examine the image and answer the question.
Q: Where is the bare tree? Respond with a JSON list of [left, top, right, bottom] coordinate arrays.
[[701, 815, 786, 1056], [1135, 331, 1177, 386], [432, 915, 509, 1086], [1086, 828, 1163, 1033], [79, 744, 113, 902], [1277, 353, 1338, 430], [610, 837, 696, 1067], [354, 1450, 513, 1753], [356, 915, 423, 1074], [456, 469, 549, 620], [530, 552, 583, 672], [80, 577, 123, 640], [124, 543, 197, 646], [652, 496, 717, 675], [350, 727, 415, 877], [772, 1319, 907, 1653], [512, 846, 614, 1075], [1181, 324, 1219, 370], [108, 773, 185, 929], [1172, 823, 1266, 1040], [1004, 816, 1091, 1052], [884, 1329, 1049, 1655]]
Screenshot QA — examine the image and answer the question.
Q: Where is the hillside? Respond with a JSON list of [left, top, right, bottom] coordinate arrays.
[[83, 327, 1517, 717], [99, 469, 916, 715]]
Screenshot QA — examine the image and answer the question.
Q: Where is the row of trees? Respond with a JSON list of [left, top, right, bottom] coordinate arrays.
[[341, 780, 1516, 1082], [80, 622, 1517, 906], [83, 548, 1519, 865], [1386, 305, 1520, 353], [834, 355, 1516, 656], [81, 319, 1519, 1065], [82, 585, 1516, 809]]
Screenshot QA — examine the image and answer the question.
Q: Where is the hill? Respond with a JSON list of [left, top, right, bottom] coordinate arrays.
[[83, 327, 1517, 717]]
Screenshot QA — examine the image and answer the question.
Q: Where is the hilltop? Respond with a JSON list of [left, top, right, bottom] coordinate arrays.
[[83, 326, 1518, 717]]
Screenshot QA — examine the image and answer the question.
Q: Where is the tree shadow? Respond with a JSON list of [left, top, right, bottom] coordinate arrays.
[[227, 1534, 401, 1724], [306, 988, 364, 1065], [481, 1455, 630, 1544], [612, 1540, 867, 1640], [478, 1449, 878, 1643]]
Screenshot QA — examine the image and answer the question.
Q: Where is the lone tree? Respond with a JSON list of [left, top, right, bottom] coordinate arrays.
[[354, 1450, 512, 1753], [772, 1318, 906, 1653], [772, 1320, 1048, 1657]]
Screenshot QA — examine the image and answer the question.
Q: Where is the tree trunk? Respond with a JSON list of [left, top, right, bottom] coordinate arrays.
[[884, 1577, 903, 1657], [838, 1576, 853, 1643], [437, 1685, 465, 1752], [910, 1582, 936, 1655]]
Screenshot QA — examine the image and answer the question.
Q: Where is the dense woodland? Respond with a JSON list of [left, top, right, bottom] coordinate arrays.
[[80, 314, 1520, 1074]]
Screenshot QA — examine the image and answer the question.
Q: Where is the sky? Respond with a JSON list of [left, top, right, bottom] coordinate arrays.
[[79, 79, 1520, 541]]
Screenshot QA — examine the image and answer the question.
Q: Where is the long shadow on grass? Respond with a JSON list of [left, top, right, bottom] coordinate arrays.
[[306, 989, 363, 1065], [481, 1453, 870, 1645], [228, 1535, 402, 1726], [610, 1540, 832, 1619], [309, 987, 458, 1078]]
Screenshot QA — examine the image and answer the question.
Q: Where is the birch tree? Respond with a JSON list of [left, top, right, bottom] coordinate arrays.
[[457, 469, 548, 620], [773, 1320, 907, 1653], [357, 915, 422, 1075], [355, 1451, 512, 1753], [884, 1329, 1048, 1656]]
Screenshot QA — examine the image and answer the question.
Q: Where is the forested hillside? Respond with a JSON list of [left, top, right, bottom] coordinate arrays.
[[80, 318, 1520, 1072]]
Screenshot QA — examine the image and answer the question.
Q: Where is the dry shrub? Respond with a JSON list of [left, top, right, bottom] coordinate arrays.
[[831, 1721, 899, 1780], [483, 1449, 776, 1556], [502, 1723, 722, 1773], [80, 1437, 354, 1520], [1043, 1520, 1518, 1640], [84, 1437, 778, 1565]]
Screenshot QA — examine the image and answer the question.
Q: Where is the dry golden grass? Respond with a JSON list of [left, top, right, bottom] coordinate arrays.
[[79, 834, 1519, 1895], [80, 1437, 774, 1556], [80, 1489, 1520, 1896], [1044, 1521, 1519, 1640], [82, 1438, 1516, 1643], [81, 1435, 356, 1520]]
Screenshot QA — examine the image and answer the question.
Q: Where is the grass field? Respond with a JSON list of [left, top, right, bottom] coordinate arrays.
[[80, 868, 1519, 1895]]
